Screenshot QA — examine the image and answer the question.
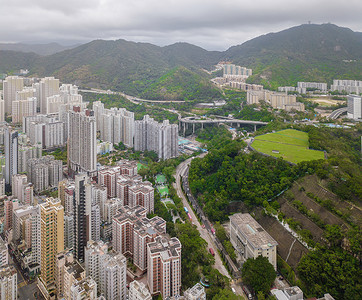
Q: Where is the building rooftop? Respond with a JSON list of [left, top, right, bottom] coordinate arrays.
[[230, 213, 278, 249], [284, 286, 303, 297], [114, 205, 166, 237], [65, 261, 85, 281], [130, 280, 152, 299], [0, 266, 17, 279], [148, 236, 181, 260], [184, 283, 205, 298]]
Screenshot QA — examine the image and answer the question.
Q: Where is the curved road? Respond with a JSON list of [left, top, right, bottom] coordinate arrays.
[[174, 155, 248, 298], [328, 107, 348, 119], [174, 155, 230, 279]]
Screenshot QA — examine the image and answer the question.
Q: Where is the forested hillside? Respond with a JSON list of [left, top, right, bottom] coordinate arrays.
[[1, 23, 361, 96]]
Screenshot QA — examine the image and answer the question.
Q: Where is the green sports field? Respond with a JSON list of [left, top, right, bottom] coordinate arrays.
[[252, 129, 324, 164], [157, 185, 169, 197], [156, 174, 166, 184]]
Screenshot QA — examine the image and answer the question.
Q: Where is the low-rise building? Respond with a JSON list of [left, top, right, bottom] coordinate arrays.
[[271, 286, 303, 300], [184, 283, 206, 300], [229, 213, 278, 270], [129, 281, 152, 300]]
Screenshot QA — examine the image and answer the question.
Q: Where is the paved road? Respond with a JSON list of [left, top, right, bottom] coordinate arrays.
[[174, 156, 250, 299], [174, 155, 230, 280], [328, 107, 347, 119]]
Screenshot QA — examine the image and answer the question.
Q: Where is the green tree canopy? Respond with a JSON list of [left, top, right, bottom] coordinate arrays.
[[242, 256, 276, 296], [212, 288, 244, 300]]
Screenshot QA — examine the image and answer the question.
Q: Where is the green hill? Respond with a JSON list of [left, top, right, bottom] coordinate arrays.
[[0, 23, 361, 96], [223, 24, 362, 89], [140, 66, 222, 101]]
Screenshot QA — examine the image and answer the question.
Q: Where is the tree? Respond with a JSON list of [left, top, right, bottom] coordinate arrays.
[[212, 288, 244, 300], [242, 256, 276, 296], [324, 224, 342, 247]]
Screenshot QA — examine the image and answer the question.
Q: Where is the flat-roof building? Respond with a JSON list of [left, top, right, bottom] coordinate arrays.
[[229, 213, 277, 269]]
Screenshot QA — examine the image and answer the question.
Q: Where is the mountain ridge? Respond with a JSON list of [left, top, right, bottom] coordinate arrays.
[[0, 23, 361, 97]]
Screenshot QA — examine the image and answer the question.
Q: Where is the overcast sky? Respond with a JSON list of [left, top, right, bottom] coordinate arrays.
[[1, 0, 361, 50]]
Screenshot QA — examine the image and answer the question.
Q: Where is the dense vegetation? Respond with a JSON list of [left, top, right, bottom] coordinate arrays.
[[224, 23, 362, 89], [242, 256, 276, 296], [304, 124, 362, 201], [2, 24, 361, 95], [297, 244, 361, 299], [140, 66, 222, 101], [189, 128, 301, 221]]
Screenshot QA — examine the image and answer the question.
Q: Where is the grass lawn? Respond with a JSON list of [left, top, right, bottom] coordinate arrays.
[[156, 174, 166, 184], [254, 129, 309, 147], [137, 162, 146, 171], [252, 129, 324, 164], [157, 186, 169, 197]]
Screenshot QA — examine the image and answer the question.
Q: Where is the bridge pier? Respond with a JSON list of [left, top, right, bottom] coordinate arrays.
[[183, 122, 186, 136], [201, 123, 203, 130], [192, 123, 195, 134], [254, 124, 257, 132]]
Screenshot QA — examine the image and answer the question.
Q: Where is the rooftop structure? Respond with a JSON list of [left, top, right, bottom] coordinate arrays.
[[112, 206, 166, 271], [129, 280, 152, 300], [184, 283, 206, 300], [230, 213, 278, 269], [147, 236, 182, 298]]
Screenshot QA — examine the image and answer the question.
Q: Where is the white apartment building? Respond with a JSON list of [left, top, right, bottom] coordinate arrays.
[[15, 87, 35, 101], [85, 240, 127, 299], [97, 106, 135, 148], [23, 114, 65, 150], [222, 64, 252, 79], [297, 82, 328, 93], [18, 143, 42, 173], [31, 205, 41, 266], [64, 215, 74, 249], [347, 95, 362, 120], [102, 253, 127, 300], [3, 76, 24, 114], [85, 240, 108, 292], [230, 213, 278, 270], [129, 281, 152, 300], [103, 198, 122, 223], [0, 238, 8, 268], [91, 205, 101, 242], [12, 174, 33, 205], [69, 276, 97, 300], [147, 236, 182, 298], [56, 251, 85, 300], [0, 99, 4, 122], [46, 94, 63, 114], [68, 107, 97, 178], [27, 156, 63, 192], [12, 97, 36, 123], [0, 266, 17, 300], [40, 77, 60, 114], [134, 115, 178, 160], [12, 205, 37, 247], [270, 93, 297, 109], [331, 80, 362, 94]]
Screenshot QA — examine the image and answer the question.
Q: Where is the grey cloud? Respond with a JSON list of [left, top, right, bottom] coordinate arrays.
[[0, 0, 361, 50]]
